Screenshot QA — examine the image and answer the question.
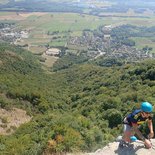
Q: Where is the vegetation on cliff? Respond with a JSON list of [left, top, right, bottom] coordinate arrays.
[[0, 43, 155, 154]]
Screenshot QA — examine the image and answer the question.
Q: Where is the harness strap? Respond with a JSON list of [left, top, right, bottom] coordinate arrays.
[[122, 117, 130, 125]]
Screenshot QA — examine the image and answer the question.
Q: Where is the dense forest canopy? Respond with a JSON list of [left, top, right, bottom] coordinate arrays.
[[0, 43, 155, 154]]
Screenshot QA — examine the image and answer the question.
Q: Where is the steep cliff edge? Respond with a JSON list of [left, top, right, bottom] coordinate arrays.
[[87, 139, 155, 155]]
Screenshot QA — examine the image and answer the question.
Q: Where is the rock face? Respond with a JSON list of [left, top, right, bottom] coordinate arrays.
[[88, 139, 155, 155], [0, 108, 31, 135]]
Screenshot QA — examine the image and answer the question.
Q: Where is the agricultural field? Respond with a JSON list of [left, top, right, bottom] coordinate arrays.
[[1, 11, 155, 66], [130, 37, 155, 53], [13, 12, 108, 50], [18, 13, 104, 32], [41, 53, 59, 67], [28, 46, 46, 54]]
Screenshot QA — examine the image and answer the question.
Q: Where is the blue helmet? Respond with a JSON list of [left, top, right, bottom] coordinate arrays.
[[141, 102, 153, 113]]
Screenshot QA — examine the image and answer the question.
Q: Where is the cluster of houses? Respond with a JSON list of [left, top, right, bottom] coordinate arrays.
[[68, 25, 155, 61], [0, 24, 61, 58], [106, 45, 154, 61], [0, 25, 29, 44]]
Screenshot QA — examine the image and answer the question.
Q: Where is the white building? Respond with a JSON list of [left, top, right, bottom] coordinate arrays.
[[45, 48, 61, 56], [20, 31, 29, 39]]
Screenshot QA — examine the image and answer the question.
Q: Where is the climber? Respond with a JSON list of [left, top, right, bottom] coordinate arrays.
[[119, 101, 154, 149]]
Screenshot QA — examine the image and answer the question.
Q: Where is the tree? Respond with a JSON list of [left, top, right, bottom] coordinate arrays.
[[104, 109, 122, 128]]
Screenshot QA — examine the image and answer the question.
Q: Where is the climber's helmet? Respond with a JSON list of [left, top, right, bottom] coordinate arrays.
[[141, 102, 153, 113]]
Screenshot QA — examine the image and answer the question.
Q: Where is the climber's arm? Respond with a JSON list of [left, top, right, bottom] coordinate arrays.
[[148, 119, 154, 138], [132, 123, 152, 149]]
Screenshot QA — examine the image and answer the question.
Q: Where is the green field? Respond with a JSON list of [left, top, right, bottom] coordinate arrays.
[[2, 11, 155, 32], [18, 12, 155, 48], [19, 13, 105, 32], [15, 13, 107, 48], [48, 40, 66, 47], [131, 37, 155, 53], [0, 12, 14, 16]]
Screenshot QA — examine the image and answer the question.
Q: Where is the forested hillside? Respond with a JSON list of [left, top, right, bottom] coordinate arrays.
[[0, 43, 155, 155]]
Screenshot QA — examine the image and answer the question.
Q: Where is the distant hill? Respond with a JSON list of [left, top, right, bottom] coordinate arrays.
[[1, 0, 155, 13], [0, 0, 84, 13]]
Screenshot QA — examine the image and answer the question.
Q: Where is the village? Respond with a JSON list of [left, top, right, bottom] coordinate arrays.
[[68, 25, 155, 62], [0, 23, 62, 58], [1, 23, 155, 64], [0, 23, 29, 44]]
